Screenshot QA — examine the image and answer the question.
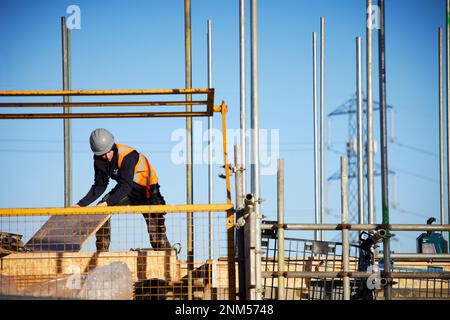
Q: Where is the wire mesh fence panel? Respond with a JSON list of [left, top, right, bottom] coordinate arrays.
[[383, 264, 450, 300], [261, 223, 362, 300], [259, 226, 450, 300], [0, 210, 235, 300], [260, 233, 361, 300]]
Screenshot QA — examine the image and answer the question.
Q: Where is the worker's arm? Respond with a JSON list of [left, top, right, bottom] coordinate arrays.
[[103, 151, 138, 206], [77, 159, 109, 206]]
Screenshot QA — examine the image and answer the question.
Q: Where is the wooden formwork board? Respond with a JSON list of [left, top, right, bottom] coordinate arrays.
[[0, 250, 178, 286], [0, 252, 239, 300]]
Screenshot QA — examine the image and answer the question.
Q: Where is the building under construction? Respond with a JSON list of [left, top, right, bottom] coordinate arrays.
[[0, 0, 449, 301]]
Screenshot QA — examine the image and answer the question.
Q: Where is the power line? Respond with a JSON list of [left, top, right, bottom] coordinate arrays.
[[391, 141, 438, 158], [0, 139, 440, 183], [329, 146, 438, 184], [0, 147, 316, 154], [328, 206, 430, 220], [389, 166, 439, 184], [392, 206, 434, 220]]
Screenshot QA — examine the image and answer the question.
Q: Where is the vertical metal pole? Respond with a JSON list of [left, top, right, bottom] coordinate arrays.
[[244, 193, 256, 299], [221, 104, 236, 300], [440, 28, 445, 232], [320, 17, 326, 241], [207, 19, 214, 260], [341, 156, 350, 300], [66, 23, 73, 207], [250, 0, 262, 300], [357, 37, 364, 228], [239, 0, 247, 196], [61, 17, 72, 207], [378, 0, 392, 299], [234, 145, 245, 300], [184, 0, 194, 300], [313, 32, 320, 241], [277, 159, 285, 300], [366, 0, 375, 224], [241, 1, 252, 299], [446, 0, 450, 241]]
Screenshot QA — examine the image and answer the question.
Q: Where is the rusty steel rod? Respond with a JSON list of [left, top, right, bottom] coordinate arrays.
[[0, 88, 212, 96], [0, 101, 208, 108]]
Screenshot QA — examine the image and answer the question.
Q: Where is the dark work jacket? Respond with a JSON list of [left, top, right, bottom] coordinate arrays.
[[77, 144, 153, 206]]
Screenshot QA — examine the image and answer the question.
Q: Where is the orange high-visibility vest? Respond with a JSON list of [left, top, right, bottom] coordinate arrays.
[[116, 144, 158, 197]]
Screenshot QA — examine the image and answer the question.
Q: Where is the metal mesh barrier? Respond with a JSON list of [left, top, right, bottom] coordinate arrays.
[[260, 230, 450, 300], [261, 233, 360, 300], [385, 264, 450, 300], [0, 210, 236, 300]]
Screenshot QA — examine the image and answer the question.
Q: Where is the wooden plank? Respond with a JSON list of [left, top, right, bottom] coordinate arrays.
[[1, 250, 179, 283], [25, 214, 110, 252]]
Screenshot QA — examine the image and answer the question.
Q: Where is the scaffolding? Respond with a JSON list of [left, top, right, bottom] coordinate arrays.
[[2, 0, 450, 302], [248, 156, 450, 300], [0, 89, 237, 300], [1, 92, 450, 300]]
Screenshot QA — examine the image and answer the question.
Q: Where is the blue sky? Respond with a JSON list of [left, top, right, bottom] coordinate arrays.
[[0, 0, 446, 253]]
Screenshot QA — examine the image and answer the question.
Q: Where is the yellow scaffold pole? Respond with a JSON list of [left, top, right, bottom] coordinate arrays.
[[0, 203, 234, 217], [217, 101, 237, 300]]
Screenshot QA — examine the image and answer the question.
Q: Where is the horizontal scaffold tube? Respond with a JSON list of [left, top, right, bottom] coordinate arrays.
[[0, 88, 212, 96], [261, 271, 450, 279], [0, 101, 208, 108], [0, 88, 215, 119], [0, 203, 234, 216], [375, 253, 450, 260], [0, 111, 210, 119], [260, 223, 450, 232]]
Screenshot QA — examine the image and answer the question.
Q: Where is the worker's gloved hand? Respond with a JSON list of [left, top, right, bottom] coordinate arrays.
[[97, 202, 108, 207]]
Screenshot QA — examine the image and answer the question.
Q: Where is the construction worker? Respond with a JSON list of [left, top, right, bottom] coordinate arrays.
[[76, 128, 171, 252]]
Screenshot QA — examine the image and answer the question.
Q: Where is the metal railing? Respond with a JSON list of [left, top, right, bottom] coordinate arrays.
[[0, 88, 215, 119], [0, 88, 236, 300], [0, 205, 236, 300]]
